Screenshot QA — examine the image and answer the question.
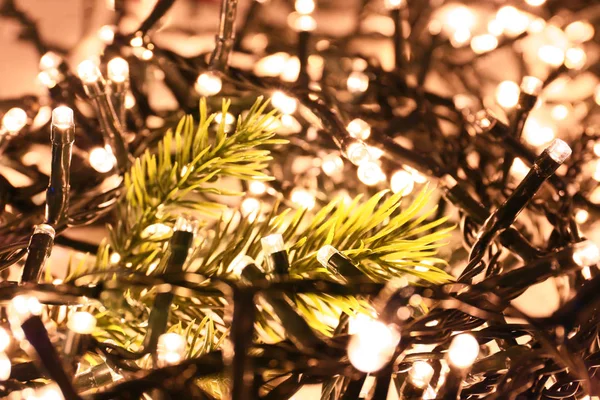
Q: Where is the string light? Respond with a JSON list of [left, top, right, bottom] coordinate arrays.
[[447, 333, 479, 369], [249, 181, 267, 195], [39, 52, 61, 70], [538, 45, 565, 67], [573, 241, 600, 267], [229, 255, 255, 276], [346, 118, 371, 140], [0, 353, 10, 381], [195, 71, 222, 96], [125, 92, 136, 109], [89, 147, 116, 173], [52, 106, 74, 130], [271, 91, 297, 115], [345, 142, 370, 166], [525, 0, 546, 6], [107, 57, 129, 83], [289, 14, 317, 32], [495, 81, 520, 108], [130, 36, 143, 47], [67, 311, 96, 334], [141, 49, 154, 60], [444, 6, 475, 32], [77, 60, 102, 83], [408, 361, 434, 389], [384, 0, 404, 9], [496, 6, 529, 36], [357, 162, 386, 186], [470, 34, 498, 54], [347, 318, 400, 373], [0, 328, 10, 352], [346, 71, 369, 94], [8, 295, 43, 325], [487, 19, 503, 36], [565, 21, 595, 43], [390, 170, 415, 195], [98, 25, 116, 44], [241, 197, 261, 217], [575, 209, 589, 224], [564, 47, 586, 70], [523, 118, 555, 147], [157, 333, 186, 366], [2, 107, 27, 133], [38, 70, 59, 88], [290, 188, 316, 209], [321, 154, 344, 176], [450, 27, 471, 47], [295, 0, 315, 14], [214, 112, 236, 125]]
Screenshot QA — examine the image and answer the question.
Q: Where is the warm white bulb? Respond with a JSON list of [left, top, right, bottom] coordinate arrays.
[[385, 0, 404, 10], [107, 57, 129, 83], [347, 118, 371, 140], [35, 384, 64, 400], [77, 60, 102, 83], [0, 328, 10, 353], [321, 154, 344, 176], [447, 333, 479, 369], [2, 108, 27, 133], [565, 47, 586, 70], [496, 6, 529, 36], [214, 112, 235, 126], [358, 162, 385, 186], [9, 295, 43, 324], [450, 27, 471, 47], [565, 21, 595, 43], [346, 142, 370, 166], [38, 70, 58, 88], [241, 197, 261, 217], [52, 106, 74, 129], [538, 45, 565, 67], [249, 181, 267, 195], [141, 49, 154, 60], [347, 319, 400, 373], [89, 147, 116, 173], [408, 361, 434, 389], [525, 0, 546, 5], [130, 36, 143, 47], [271, 91, 297, 115], [292, 14, 317, 31], [157, 333, 186, 366], [495, 81, 520, 108], [546, 139, 571, 164], [470, 34, 498, 54], [98, 25, 116, 44], [290, 188, 316, 210], [39, 52, 62, 70], [0, 353, 10, 381], [520, 76, 543, 96], [317, 245, 338, 267], [295, 0, 315, 14], [390, 170, 414, 195], [573, 241, 600, 267], [68, 311, 96, 334], [347, 71, 369, 94], [125, 92, 136, 109], [261, 234, 286, 254], [487, 19, 503, 36], [195, 72, 222, 97], [445, 6, 475, 32], [575, 209, 589, 224], [551, 104, 569, 121]]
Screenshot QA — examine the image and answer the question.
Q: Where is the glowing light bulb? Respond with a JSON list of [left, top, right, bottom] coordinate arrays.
[[495, 81, 520, 108], [271, 91, 297, 115], [565, 21, 595, 43], [538, 45, 565, 67], [391, 170, 414, 195], [447, 333, 479, 369], [0, 328, 10, 353], [595, 85, 600, 106], [346, 142, 370, 165], [408, 361, 434, 389], [261, 234, 286, 254], [358, 162, 385, 186], [195, 72, 222, 96], [2, 108, 27, 133], [52, 106, 74, 130], [525, 0, 546, 6], [241, 197, 261, 217], [229, 255, 255, 276], [110, 252, 121, 265], [98, 25, 115, 44], [68, 311, 96, 334], [89, 147, 116, 173], [107, 57, 129, 83], [290, 188, 316, 209], [546, 139, 571, 164], [249, 181, 267, 195], [347, 319, 400, 373], [384, 0, 404, 9], [130, 36, 143, 47], [523, 118, 555, 147], [0, 353, 10, 381], [38, 70, 58, 88], [510, 158, 529, 180], [575, 209, 589, 224], [157, 333, 186, 366], [487, 19, 503, 36], [520, 76, 543, 96], [528, 18, 546, 33], [35, 384, 64, 400], [77, 60, 102, 83], [565, 47, 586, 70], [445, 6, 475, 32], [255, 53, 289, 76], [321, 154, 344, 176], [496, 6, 529, 36], [470, 34, 498, 54], [295, 0, 314, 14], [125, 92, 136, 109], [9, 295, 43, 325], [141, 49, 153, 60], [451, 27, 471, 47], [573, 241, 600, 267], [39, 52, 61, 70], [347, 118, 371, 140], [290, 14, 317, 31], [551, 104, 569, 121], [214, 112, 236, 125], [347, 71, 369, 94]]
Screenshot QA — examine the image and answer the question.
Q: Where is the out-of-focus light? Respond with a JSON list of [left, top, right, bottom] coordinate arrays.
[[141, 49, 153, 60], [67, 311, 96, 334], [347, 318, 400, 373], [261, 234, 285, 255], [157, 333, 186, 366], [520, 76, 543, 96], [89, 147, 116, 173], [471, 34, 498, 54], [538, 45, 565, 67], [575, 209, 589, 224], [0, 328, 10, 353], [565, 47, 586, 70], [525, 0, 546, 6], [39, 52, 61, 70], [523, 118, 555, 147], [358, 162, 385, 186], [255, 53, 289, 77], [408, 361, 434, 389], [110, 252, 121, 265], [214, 112, 236, 125], [565, 21, 595, 43], [447, 333, 479, 369], [9, 295, 43, 324], [347, 118, 371, 140], [496, 6, 529, 36], [229, 255, 255, 276], [347, 71, 369, 94], [593, 160, 600, 182], [367, 146, 384, 160], [130, 36, 143, 47], [391, 170, 414, 195], [0, 353, 10, 381], [271, 91, 297, 115], [511, 158, 529, 180], [281, 57, 300, 82], [495, 81, 520, 108], [77, 60, 102, 83], [98, 25, 116, 44], [451, 27, 471, 47], [346, 142, 370, 165], [487, 19, 503, 36], [528, 18, 546, 33], [595, 85, 600, 106], [295, 0, 315, 14], [546, 139, 571, 164], [2, 108, 27, 133], [142, 223, 172, 238], [288, 13, 317, 32], [241, 197, 261, 217], [551, 104, 569, 121], [290, 188, 316, 210], [573, 241, 600, 267], [405, 165, 427, 183], [37, 70, 58, 88], [249, 181, 267, 195], [52, 106, 74, 129], [321, 154, 344, 176], [445, 6, 475, 32], [107, 57, 129, 83], [125, 92, 136, 109], [384, 0, 404, 10]]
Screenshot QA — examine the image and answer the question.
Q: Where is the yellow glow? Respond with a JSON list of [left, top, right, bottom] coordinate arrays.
[[495, 81, 520, 108], [390, 170, 414, 196], [271, 91, 297, 114], [157, 333, 186, 366], [290, 188, 316, 209], [52, 106, 74, 129], [496, 6, 529, 36], [538, 45, 565, 67], [445, 6, 475, 32], [68, 311, 97, 334], [107, 57, 129, 83], [595, 85, 600, 106], [110, 252, 121, 264], [448, 334, 479, 369], [241, 197, 261, 217], [565, 21, 595, 43], [98, 25, 115, 44], [141, 49, 153, 60], [77, 60, 102, 83], [564, 47, 586, 70], [347, 118, 371, 140], [347, 71, 369, 94], [551, 104, 569, 120], [295, 0, 315, 14], [2, 108, 27, 133], [470, 34, 498, 54], [358, 162, 385, 186], [89, 147, 116, 173]]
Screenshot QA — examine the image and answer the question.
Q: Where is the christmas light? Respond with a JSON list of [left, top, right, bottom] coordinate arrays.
[[496, 6, 529, 36], [357, 162, 385, 186], [295, 0, 315, 15], [346, 71, 369, 94], [130, 36, 143, 47], [447, 333, 479, 369], [261, 234, 285, 255], [67, 311, 96, 334], [195, 71, 223, 96], [290, 188, 316, 209], [77, 60, 102, 83], [157, 333, 186, 366], [271, 91, 297, 114], [573, 241, 600, 267], [241, 197, 261, 217], [2, 107, 27, 133], [551, 104, 569, 121], [89, 147, 116, 173], [445, 6, 475, 32], [9, 295, 43, 324], [347, 118, 371, 140], [107, 57, 129, 83], [0, 328, 10, 352], [525, 0, 546, 6], [390, 170, 415, 195], [495, 81, 520, 108], [321, 154, 344, 176], [51, 106, 73, 130], [249, 181, 267, 195], [384, 0, 404, 10], [347, 318, 400, 373], [229, 255, 255, 276], [289, 14, 317, 32], [0, 353, 10, 381], [39, 51, 61, 70]]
